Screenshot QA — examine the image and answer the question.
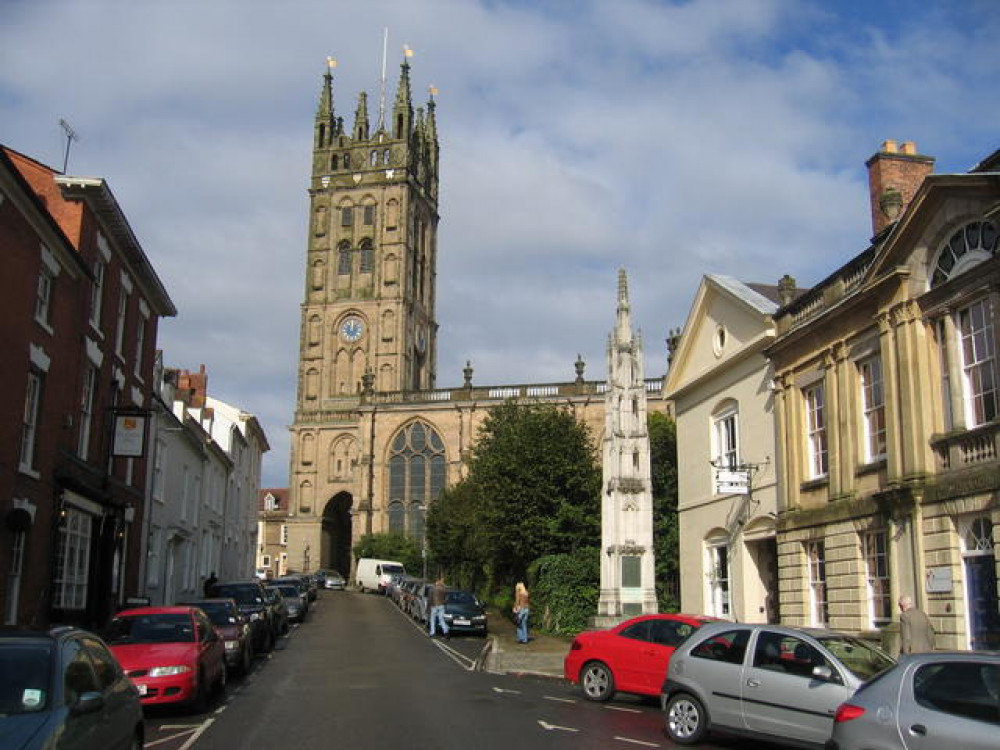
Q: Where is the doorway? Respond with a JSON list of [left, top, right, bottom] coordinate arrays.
[[321, 492, 353, 578]]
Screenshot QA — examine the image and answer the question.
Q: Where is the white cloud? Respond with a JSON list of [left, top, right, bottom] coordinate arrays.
[[1, 0, 994, 486]]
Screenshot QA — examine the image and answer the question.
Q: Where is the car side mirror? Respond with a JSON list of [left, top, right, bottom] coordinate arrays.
[[811, 665, 833, 681], [71, 691, 105, 716]]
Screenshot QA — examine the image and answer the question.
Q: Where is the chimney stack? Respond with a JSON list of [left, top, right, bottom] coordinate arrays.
[[865, 140, 934, 236]]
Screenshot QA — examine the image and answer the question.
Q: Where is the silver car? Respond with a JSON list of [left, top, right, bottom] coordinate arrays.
[[661, 621, 895, 748], [827, 651, 1000, 750]]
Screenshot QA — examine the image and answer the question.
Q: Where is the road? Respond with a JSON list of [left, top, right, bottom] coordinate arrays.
[[142, 590, 784, 750]]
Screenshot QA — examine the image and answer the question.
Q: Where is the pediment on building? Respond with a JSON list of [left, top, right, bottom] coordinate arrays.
[[865, 173, 1000, 293], [664, 275, 777, 402]]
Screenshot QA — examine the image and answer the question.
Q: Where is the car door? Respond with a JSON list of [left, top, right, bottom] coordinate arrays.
[[82, 636, 138, 749], [195, 610, 225, 686], [607, 620, 654, 693], [59, 637, 107, 750], [636, 619, 690, 692], [681, 627, 752, 732], [741, 630, 851, 746], [897, 660, 1000, 750]]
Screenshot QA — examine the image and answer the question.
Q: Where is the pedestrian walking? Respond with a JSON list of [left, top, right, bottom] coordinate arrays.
[[203, 571, 218, 598], [429, 577, 449, 639], [899, 594, 935, 654], [513, 581, 531, 644]]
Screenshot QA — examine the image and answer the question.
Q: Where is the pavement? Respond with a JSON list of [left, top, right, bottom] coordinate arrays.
[[480, 608, 573, 680]]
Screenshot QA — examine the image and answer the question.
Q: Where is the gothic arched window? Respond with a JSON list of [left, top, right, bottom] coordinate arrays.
[[359, 239, 375, 273], [337, 242, 351, 275], [386, 421, 446, 540]]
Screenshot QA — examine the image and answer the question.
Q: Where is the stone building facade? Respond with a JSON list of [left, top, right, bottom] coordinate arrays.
[[768, 142, 999, 650], [283, 59, 668, 581]]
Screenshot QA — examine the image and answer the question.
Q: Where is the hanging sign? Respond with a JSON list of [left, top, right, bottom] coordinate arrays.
[[113, 412, 147, 457], [715, 469, 750, 495]]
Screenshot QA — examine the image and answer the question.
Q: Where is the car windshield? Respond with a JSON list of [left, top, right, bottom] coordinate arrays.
[[107, 613, 195, 644], [382, 564, 405, 575], [447, 591, 477, 606], [0, 643, 51, 715], [818, 635, 896, 680], [192, 602, 237, 627], [214, 585, 262, 605], [273, 586, 300, 598]]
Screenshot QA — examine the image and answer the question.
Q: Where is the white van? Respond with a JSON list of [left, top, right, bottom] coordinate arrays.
[[355, 558, 407, 594]]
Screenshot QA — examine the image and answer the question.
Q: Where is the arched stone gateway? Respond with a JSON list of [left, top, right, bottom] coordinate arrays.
[[321, 492, 353, 578]]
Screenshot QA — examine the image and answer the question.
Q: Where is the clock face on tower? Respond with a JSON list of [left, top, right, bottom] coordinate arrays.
[[340, 317, 364, 343]]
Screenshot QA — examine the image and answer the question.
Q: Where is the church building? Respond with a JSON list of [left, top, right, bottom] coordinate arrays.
[[280, 56, 669, 582]]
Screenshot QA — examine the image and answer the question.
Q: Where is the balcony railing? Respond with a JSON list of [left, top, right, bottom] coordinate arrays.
[[931, 421, 1000, 471], [366, 378, 663, 406]]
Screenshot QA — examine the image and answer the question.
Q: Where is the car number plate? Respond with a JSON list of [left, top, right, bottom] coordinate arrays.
[[136, 683, 147, 696], [455, 618, 470, 626]]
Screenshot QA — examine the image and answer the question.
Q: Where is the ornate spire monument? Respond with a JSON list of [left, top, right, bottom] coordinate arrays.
[[595, 269, 658, 624]]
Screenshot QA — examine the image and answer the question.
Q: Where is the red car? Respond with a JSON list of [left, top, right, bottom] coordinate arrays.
[[564, 613, 717, 702], [107, 605, 226, 711]]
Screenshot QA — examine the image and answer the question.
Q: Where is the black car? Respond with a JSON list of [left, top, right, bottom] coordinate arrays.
[[0, 625, 144, 750], [181, 598, 254, 676], [210, 580, 274, 654], [441, 589, 489, 636]]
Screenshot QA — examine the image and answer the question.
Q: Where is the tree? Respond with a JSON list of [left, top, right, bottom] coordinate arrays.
[[425, 478, 483, 588], [649, 411, 680, 610], [352, 532, 423, 574], [428, 401, 601, 589]]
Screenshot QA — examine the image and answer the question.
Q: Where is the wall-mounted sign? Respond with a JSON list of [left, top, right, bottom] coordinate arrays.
[[716, 469, 749, 495], [113, 412, 147, 457], [925, 566, 953, 593]]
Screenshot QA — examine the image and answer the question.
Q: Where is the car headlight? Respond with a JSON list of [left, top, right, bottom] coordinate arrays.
[[473, 616, 486, 622], [224, 640, 239, 650], [249, 612, 263, 621], [148, 665, 192, 677]]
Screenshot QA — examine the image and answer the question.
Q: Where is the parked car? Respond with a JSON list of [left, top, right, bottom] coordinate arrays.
[[280, 573, 317, 602], [106, 605, 226, 712], [827, 651, 1000, 750], [0, 625, 144, 750], [262, 587, 289, 637], [440, 589, 488, 636], [273, 576, 313, 610], [661, 621, 895, 748], [268, 583, 308, 623], [323, 570, 346, 590], [565, 613, 717, 702], [410, 581, 433, 624], [210, 580, 274, 654], [181, 598, 254, 676]]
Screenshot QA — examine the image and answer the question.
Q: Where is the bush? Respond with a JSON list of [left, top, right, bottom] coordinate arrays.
[[528, 548, 600, 635]]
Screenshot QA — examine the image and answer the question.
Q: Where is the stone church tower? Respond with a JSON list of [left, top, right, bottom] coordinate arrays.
[[596, 269, 657, 620], [286, 57, 440, 576]]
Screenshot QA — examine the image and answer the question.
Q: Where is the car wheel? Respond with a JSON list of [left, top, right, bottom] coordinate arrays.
[[665, 692, 708, 745], [216, 663, 227, 695], [240, 644, 252, 675], [580, 661, 615, 702], [128, 728, 143, 750]]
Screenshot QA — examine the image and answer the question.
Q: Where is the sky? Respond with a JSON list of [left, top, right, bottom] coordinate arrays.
[[2, 0, 997, 488]]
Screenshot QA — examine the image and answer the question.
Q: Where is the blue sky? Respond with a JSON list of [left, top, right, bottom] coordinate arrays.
[[1, 0, 997, 487]]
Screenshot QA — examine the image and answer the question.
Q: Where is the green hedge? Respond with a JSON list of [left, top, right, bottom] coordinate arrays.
[[527, 547, 601, 635]]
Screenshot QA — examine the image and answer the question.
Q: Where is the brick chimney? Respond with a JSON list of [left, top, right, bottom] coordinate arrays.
[[176, 364, 208, 408], [865, 140, 935, 236]]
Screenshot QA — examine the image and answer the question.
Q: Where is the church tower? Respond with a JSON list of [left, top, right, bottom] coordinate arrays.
[[286, 55, 440, 576], [596, 269, 658, 622]]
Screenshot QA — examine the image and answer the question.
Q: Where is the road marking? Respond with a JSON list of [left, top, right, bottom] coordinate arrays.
[[493, 686, 521, 694], [178, 717, 216, 750], [158, 724, 200, 730], [613, 737, 660, 747], [605, 705, 642, 713], [538, 720, 579, 733], [434, 639, 476, 670], [543, 696, 576, 703], [145, 729, 197, 747]]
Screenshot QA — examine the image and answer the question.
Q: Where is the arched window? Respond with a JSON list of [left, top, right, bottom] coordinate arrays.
[[359, 239, 375, 273], [337, 243, 351, 275], [931, 220, 997, 287], [386, 421, 446, 540], [387, 501, 405, 534]]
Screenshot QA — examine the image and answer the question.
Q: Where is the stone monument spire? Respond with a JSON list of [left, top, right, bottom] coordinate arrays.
[[596, 268, 658, 622]]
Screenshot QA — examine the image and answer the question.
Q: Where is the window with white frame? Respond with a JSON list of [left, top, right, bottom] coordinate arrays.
[[280, 524, 288, 546], [4, 528, 26, 624], [114, 289, 128, 357], [806, 541, 829, 627], [146, 528, 162, 588], [958, 299, 997, 426], [89, 259, 105, 328], [78, 365, 97, 460], [53, 508, 92, 610], [706, 542, 730, 618], [152, 439, 166, 502], [262, 554, 271, 567], [862, 529, 892, 628], [35, 263, 55, 326], [713, 405, 739, 471], [804, 384, 828, 479], [133, 314, 146, 377], [859, 356, 886, 462], [19, 371, 43, 472]]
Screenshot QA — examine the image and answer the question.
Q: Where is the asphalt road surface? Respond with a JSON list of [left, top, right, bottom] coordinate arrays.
[[143, 590, 785, 750]]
